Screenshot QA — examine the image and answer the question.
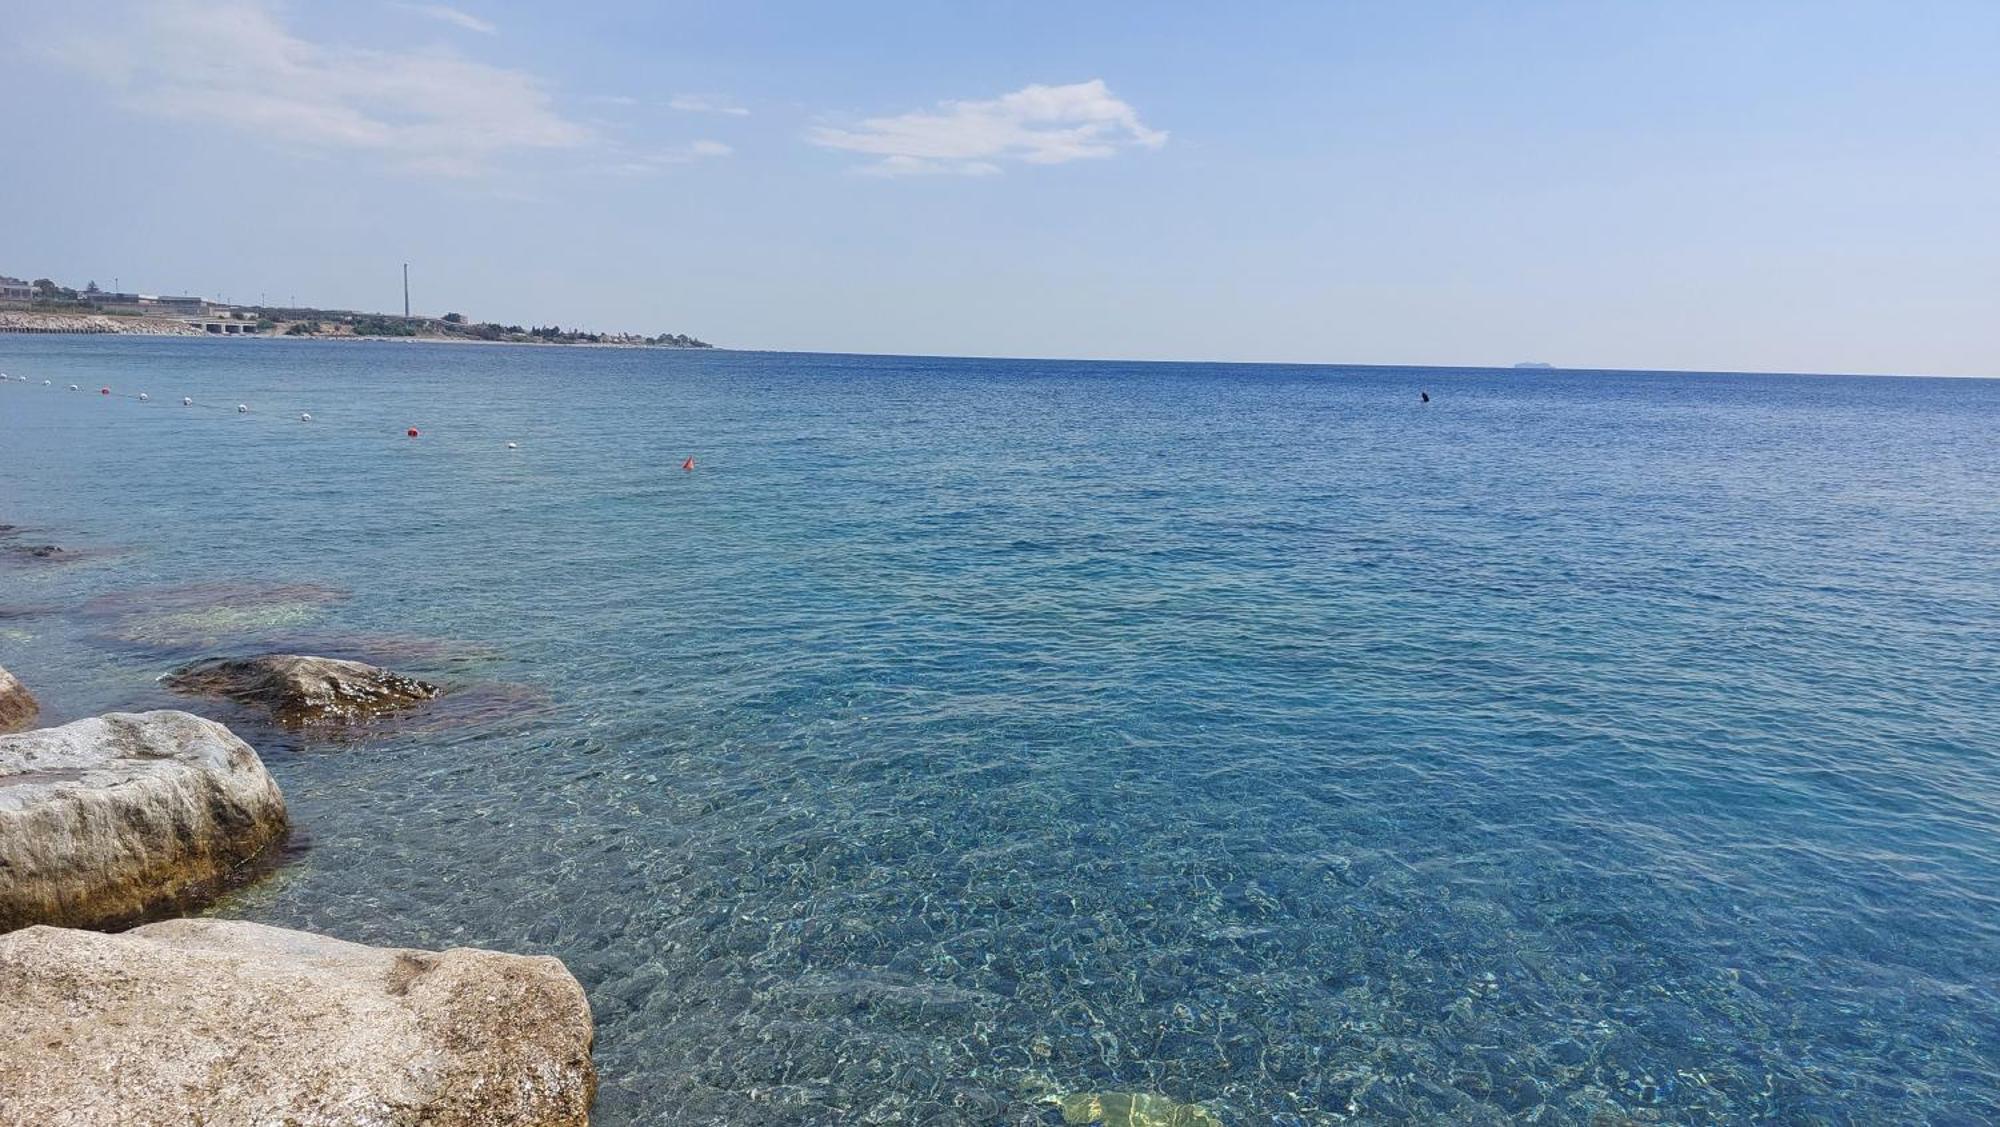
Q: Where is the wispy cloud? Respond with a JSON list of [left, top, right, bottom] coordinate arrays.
[[583, 139, 734, 176], [397, 3, 496, 35], [811, 79, 1165, 176], [669, 94, 750, 117], [47, 0, 588, 177]]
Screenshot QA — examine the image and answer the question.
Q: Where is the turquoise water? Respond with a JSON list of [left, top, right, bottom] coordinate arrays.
[[2, 337, 1996, 1124]]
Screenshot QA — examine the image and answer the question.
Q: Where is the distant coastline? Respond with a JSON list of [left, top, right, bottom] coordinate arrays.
[[0, 275, 712, 348], [0, 308, 713, 349]]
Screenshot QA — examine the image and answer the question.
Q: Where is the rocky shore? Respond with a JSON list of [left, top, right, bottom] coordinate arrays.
[[0, 310, 206, 335], [0, 659, 599, 1124]]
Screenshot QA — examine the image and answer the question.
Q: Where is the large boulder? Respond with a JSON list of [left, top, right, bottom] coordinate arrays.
[[0, 664, 36, 733], [0, 918, 596, 1126], [0, 711, 287, 931], [166, 653, 440, 727]]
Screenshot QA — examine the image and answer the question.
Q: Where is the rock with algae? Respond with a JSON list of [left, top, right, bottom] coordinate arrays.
[[1055, 1091, 1225, 1127], [0, 664, 36, 734], [166, 653, 441, 728]]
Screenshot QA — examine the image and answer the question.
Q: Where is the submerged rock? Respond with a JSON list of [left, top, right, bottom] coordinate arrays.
[[82, 581, 349, 653], [1057, 1091, 1226, 1127], [166, 654, 442, 728], [0, 665, 36, 734], [0, 711, 287, 931], [0, 918, 596, 1126]]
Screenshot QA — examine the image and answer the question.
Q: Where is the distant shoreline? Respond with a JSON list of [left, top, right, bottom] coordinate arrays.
[[0, 310, 715, 350]]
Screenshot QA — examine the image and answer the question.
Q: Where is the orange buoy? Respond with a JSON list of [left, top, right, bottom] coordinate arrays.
[[407, 428, 420, 437], [681, 456, 695, 472]]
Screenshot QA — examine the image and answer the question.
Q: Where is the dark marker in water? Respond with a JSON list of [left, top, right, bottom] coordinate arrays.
[[1420, 390, 1430, 403]]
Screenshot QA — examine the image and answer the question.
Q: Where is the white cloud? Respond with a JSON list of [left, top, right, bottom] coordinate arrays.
[[669, 94, 750, 117], [397, 3, 496, 35], [810, 79, 1165, 176], [48, 0, 589, 177]]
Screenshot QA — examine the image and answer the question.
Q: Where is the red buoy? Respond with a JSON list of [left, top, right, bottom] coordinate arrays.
[[681, 456, 695, 472], [407, 428, 420, 438], [99, 387, 110, 396]]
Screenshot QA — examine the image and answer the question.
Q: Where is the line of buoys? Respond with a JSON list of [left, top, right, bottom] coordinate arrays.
[[8, 372, 540, 455]]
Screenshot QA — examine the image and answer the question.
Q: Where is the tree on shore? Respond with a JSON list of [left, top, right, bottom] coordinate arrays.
[[31, 278, 78, 302]]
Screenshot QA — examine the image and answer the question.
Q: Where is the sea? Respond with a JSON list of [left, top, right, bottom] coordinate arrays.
[[1, 336, 1996, 1124]]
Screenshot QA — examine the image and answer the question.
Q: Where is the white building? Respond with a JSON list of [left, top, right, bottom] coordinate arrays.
[[0, 277, 34, 303]]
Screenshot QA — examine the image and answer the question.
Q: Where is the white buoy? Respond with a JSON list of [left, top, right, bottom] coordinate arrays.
[[182, 397, 193, 406], [237, 404, 249, 413], [300, 412, 313, 422], [43, 380, 51, 386], [69, 385, 79, 391], [138, 392, 150, 401], [507, 442, 518, 449]]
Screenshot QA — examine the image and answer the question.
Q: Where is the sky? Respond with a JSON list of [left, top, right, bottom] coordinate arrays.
[[2, 0, 1996, 375]]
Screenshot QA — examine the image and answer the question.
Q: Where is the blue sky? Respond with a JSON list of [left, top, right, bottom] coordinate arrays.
[[3, 1, 1996, 374]]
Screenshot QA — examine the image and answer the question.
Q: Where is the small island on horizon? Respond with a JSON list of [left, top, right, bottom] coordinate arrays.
[[0, 273, 713, 349]]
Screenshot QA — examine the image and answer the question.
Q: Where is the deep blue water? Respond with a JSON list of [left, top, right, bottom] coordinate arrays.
[[1, 337, 1996, 1124]]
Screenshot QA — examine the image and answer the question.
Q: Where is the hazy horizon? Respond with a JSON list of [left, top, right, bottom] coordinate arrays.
[[4, 0, 1996, 378]]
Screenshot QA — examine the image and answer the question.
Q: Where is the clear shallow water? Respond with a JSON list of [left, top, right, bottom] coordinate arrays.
[[2, 337, 1997, 1124]]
